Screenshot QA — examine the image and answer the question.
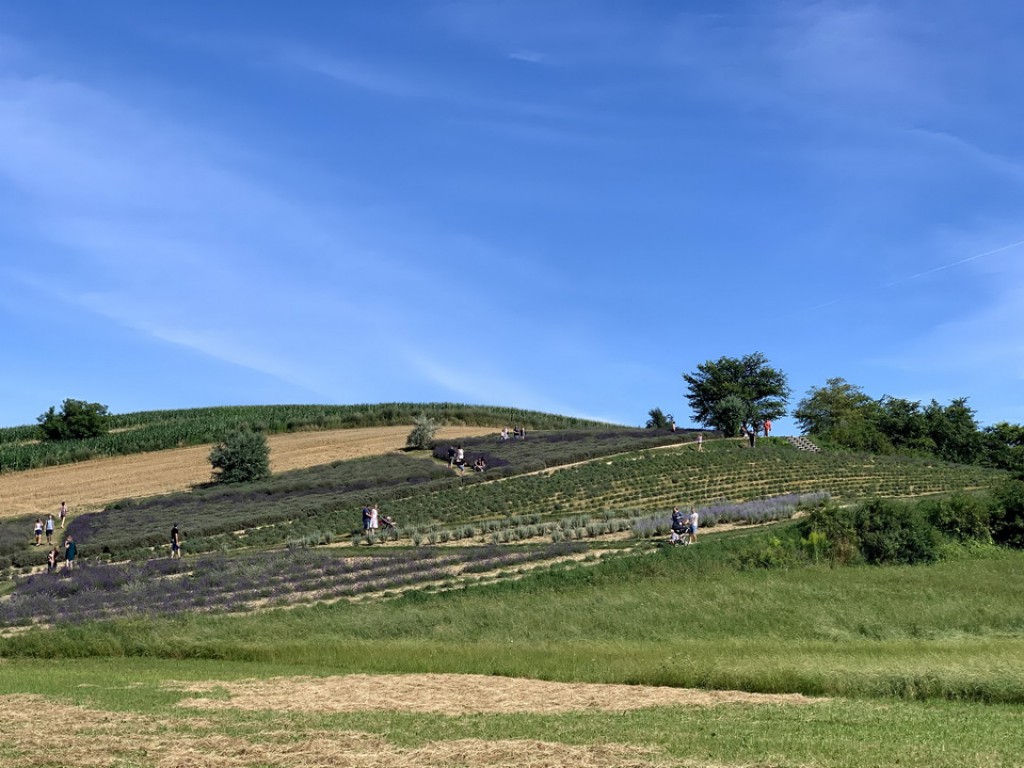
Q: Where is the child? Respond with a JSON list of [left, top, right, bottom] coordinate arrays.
[[47, 547, 59, 573]]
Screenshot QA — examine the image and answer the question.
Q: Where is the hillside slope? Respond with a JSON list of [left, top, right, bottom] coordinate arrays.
[[0, 425, 495, 518]]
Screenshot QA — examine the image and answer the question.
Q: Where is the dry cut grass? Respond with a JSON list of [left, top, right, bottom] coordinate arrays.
[[0, 693, 674, 767], [0, 675, 821, 767], [0, 426, 494, 520], [173, 673, 821, 715]]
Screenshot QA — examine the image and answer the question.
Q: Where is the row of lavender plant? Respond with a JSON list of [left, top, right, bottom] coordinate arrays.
[[0, 542, 588, 627], [630, 492, 830, 539]]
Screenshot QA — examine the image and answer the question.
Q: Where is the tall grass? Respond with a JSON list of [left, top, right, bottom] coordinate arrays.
[[6, 530, 1024, 703]]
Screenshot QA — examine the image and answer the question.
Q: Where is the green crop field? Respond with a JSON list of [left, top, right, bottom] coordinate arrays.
[[1, 405, 1022, 767]]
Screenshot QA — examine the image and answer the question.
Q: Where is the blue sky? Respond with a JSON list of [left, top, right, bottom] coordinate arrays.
[[1, 1, 1022, 432]]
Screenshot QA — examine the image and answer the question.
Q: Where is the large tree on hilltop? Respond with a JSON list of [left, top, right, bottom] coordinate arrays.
[[682, 352, 790, 437]]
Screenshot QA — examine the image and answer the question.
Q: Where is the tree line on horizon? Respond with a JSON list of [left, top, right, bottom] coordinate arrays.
[[650, 352, 1024, 475]]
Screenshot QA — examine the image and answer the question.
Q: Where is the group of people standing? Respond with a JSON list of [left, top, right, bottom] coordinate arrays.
[[360, 504, 396, 541], [46, 536, 76, 572], [498, 426, 526, 441], [670, 506, 699, 546], [33, 501, 76, 572], [32, 501, 69, 547]]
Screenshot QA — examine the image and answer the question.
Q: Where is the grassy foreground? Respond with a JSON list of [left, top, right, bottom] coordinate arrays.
[[6, 530, 1024, 701], [4, 531, 1024, 765], [2, 657, 1024, 768]]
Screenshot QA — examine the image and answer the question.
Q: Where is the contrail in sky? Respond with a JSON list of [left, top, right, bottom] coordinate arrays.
[[881, 239, 1024, 288], [796, 238, 1024, 316]]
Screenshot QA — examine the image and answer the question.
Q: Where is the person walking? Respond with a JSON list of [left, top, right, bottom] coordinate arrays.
[[170, 524, 182, 559], [44, 514, 55, 545], [59, 501, 68, 528], [47, 547, 59, 573], [33, 519, 43, 546], [64, 535, 77, 570]]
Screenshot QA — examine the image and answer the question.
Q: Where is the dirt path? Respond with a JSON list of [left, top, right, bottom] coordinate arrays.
[[0, 426, 495, 519]]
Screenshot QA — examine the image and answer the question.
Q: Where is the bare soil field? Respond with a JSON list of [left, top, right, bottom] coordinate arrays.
[[0, 426, 494, 520]]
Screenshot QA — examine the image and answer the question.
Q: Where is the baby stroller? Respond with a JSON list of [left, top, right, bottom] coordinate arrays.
[[379, 515, 398, 542], [669, 511, 690, 546]]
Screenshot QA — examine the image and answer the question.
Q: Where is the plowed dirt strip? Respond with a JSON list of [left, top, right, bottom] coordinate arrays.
[[0, 694, 674, 768], [174, 673, 821, 715], [0, 426, 495, 519]]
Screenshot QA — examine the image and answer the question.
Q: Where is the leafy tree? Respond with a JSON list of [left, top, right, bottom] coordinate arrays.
[[209, 427, 271, 484], [876, 396, 933, 453], [37, 398, 111, 441], [645, 407, 674, 430], [406, 414, 439, 450], [982, 422, 1024, 475], [682, 352, 790, 437], [795, 377, 871, 432], [923, 398, 982, 464]]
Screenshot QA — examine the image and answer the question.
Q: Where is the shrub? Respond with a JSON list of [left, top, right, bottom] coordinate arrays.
[[209, 428, 271, 484], [854, 498, 940, 565], [738, 534, 800, 569], [406, 415, 439, 450], [800, 504, 860, 564], [920, 493, 992, 543], [990, 480, 1024, 549]]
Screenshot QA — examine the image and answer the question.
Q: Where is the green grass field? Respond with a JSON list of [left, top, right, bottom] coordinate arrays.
[[2, 408, 1023, 767]]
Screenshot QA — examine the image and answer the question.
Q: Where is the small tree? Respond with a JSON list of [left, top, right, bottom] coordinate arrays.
[[406, 415, 439, 450], [37, 398, 111, 441], [645, 408, 674, 430], [209, 427, 271, 484]]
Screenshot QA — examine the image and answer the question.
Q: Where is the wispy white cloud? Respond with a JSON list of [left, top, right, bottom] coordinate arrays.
[[508, 50, 547, 64], [0, 69, 409, 393], [908, 128, 1024, 184], [281, 47, 435, 100], [875, 234, 1024, 381]]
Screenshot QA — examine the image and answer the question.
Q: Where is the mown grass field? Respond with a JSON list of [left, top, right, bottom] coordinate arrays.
[[1, 407, 1022, 767]]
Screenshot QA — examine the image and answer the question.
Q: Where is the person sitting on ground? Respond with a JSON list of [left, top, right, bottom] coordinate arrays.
[[500, 427, 509, 441], [473, 457, 487, 472]]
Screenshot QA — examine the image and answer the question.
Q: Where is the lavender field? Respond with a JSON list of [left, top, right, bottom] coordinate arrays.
[[0, 542, 589, 627]]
